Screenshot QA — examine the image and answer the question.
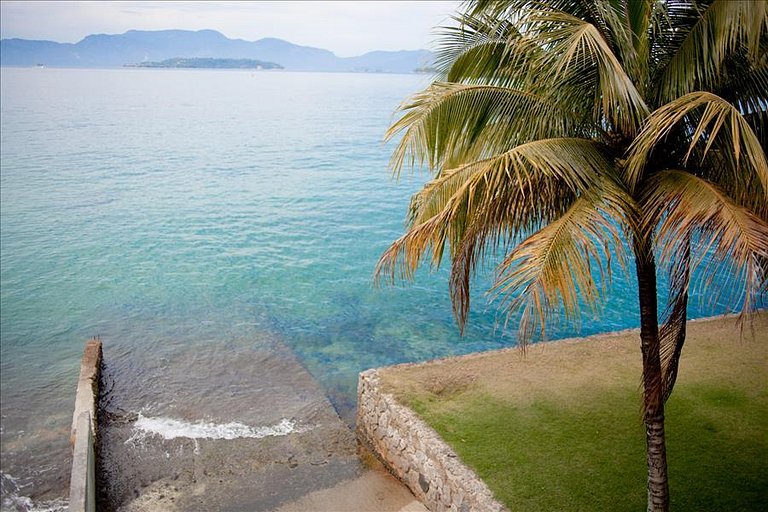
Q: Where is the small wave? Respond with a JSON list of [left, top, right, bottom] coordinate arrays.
[[131, 415, 302, 441], [26, 501, 67, 512], [0, 473, 67, 512]]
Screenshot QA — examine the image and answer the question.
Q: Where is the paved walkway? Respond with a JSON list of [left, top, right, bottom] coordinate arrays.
[[273, 466, 427, 512]]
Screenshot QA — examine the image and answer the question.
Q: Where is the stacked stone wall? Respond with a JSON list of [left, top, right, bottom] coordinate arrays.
[[357, 369, 507, 512]]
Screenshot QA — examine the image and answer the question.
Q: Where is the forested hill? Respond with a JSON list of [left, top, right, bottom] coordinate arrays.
[[127, 57, 283, 69]]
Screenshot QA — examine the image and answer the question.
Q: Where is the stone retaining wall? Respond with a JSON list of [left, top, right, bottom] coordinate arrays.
[[69, 337, 102, 512], [357, 369, 507, 512]]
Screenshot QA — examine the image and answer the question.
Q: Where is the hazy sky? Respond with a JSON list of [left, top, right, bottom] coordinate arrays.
[[0, 1, 463, 57]]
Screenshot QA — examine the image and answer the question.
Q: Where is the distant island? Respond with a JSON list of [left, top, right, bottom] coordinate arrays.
[[413, 65, 438, 74], [127, 57, 283, 69]]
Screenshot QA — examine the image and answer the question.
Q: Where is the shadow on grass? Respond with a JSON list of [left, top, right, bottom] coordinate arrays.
[[407, 382, 767, 512], [665, 383, 767, 511]]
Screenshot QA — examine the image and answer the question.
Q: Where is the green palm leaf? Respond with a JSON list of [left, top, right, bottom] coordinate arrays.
[[655, 0, 768, 104], [626, 91, 768, 194], [526, 9, 650, 135], [386, 83, 579, 174], [434, 13, 533, 85]]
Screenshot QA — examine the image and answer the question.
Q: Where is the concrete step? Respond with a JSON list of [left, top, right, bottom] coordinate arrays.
[[96, 338, 421, 511]]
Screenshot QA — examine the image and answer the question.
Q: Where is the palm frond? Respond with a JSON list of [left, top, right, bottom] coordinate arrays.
[[586, 0, 649, 91], [376, 137, 617, 289], [626, 91, 768, 194], [469, 0, 526, 20], [526, 9, 650, 136], [643, 170, 768, 317], [628, 0, 653, 61], [385, 83, 579, 175], [433, 13, 534, 85], [712, 53, 768, 119], [491, 179, 632, 344], [654, 0, 768, 104], [446, 176, 578, 331], [689, 129, 768, 222], [659, 235, 690, 403]]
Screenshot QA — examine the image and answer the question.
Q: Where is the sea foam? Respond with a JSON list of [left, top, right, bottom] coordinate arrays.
[[0, 472, 68, 512], [133, 414, 300, 441]]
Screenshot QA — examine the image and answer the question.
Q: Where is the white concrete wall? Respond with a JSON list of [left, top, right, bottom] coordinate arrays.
[[69, 337, 102, 512]]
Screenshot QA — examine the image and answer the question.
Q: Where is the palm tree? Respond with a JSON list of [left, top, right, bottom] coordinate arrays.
[[375, 1, 767, 510]]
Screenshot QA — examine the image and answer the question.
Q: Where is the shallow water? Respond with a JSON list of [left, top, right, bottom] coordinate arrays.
[[0, 67, 742, 510]]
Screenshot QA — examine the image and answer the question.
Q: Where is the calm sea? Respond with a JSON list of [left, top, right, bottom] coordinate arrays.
[[0, 68, 737, 510]]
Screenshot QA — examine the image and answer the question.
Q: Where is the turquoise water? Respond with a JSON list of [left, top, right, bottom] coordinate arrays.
[[0, 67, 740, 508]]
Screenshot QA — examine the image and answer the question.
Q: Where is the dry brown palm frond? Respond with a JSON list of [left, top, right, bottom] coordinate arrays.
[[446, 181, 577, 331], [403, 136, 615, 231], [374, 208, 453, 284], [643, 170, 768, 318], [490, 177, 633, 344], [658, 234, 691, 403], [375, 137, 615, 287]]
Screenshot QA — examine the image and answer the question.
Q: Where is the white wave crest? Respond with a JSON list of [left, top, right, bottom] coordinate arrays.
[[132, 415, 301, 441]]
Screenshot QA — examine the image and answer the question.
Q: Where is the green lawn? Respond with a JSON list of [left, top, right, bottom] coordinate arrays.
[[386, 316, 767, 511]]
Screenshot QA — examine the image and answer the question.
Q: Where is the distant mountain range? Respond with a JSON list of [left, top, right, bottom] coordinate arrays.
[[0, 29, 434, 73]]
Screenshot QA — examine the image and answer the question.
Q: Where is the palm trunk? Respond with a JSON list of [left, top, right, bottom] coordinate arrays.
[[634, 236, 670, 512]]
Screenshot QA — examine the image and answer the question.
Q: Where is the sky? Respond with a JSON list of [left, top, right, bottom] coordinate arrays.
[[0, 1, 463, 57]]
